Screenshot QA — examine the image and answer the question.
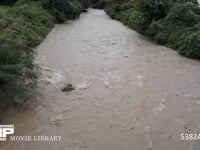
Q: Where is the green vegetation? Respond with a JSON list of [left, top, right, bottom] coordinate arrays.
[[105, 0, 200, 59], [39, 0, 82, 23], [91, 0, 106, 9], [0, 1, 54, 104], [0, 0, 90, 105], [0, 6, 9, 13], [0, 0, 17, 5], [1, 0, 200, 106]]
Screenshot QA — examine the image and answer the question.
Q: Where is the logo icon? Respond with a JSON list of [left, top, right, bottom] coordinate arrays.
[[0, 125, 14, 141]]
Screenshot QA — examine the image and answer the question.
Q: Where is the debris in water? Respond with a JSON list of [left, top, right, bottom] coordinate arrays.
[[62, 73, 75, 92], [62, 83, 75, 92]]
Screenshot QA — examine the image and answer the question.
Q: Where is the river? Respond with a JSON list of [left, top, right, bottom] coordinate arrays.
[[1, 9, 200, 150]]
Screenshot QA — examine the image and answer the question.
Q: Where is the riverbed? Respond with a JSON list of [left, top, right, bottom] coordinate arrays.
[[1, 9, 200, 150]]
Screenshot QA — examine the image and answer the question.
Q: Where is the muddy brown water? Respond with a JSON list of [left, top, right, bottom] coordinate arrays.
[[1, 9, 200, 150]]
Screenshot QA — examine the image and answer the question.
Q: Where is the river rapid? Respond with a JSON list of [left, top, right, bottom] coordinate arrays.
[[1, 9, 200, 150]]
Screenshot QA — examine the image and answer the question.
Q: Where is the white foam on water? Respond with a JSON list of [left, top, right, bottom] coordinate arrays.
[[144, 126, 153, 150], [76, 76, 95, 90], [153, 93, 168, 115], [137, 74, 145, 87], [101, 72, 121, 89], [39, 64, 66, 88]]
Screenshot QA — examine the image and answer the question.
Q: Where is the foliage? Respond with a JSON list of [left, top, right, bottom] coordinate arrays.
[[105, 0, 200, 59], [18, 0, 91, 23], [0, 6, 9, 13], [92, 0, 106, 9], [78, 0, 91, 9], [179, 31, 200, 58], [38, 0, 82, 23], [0, 0, 91, 105], [0, 0, 17, 5], [0, 1, 54, 104]]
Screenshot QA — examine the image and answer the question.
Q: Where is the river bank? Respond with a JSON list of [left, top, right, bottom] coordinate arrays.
[[104, 0, 200, 59], [0, 0, 90, 106]]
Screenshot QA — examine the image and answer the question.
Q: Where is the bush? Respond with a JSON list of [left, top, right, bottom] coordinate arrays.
[[39, 0, 86, 23], [78, 0, 91, 9], [179, 31, 200, 58], [105, 1, 123, 18], [0, 1, 54, 104], [105, 0, 200, 59], [92, 0, 106, 9]]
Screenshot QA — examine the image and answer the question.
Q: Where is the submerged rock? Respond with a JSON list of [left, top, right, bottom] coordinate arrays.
[[62, 83, 75, 92]]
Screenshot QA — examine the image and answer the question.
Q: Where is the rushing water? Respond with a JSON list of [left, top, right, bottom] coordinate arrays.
[[1, 9, 200, 150]]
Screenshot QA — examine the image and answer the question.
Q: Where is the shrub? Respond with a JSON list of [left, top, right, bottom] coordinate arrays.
[[0, 1, 54, 104], [178, 31, 200, 58], [38, 0, 83, 23], [92, 0, 106, 9], [105, 0, 200, 59], [78, 0, 91, 9]]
